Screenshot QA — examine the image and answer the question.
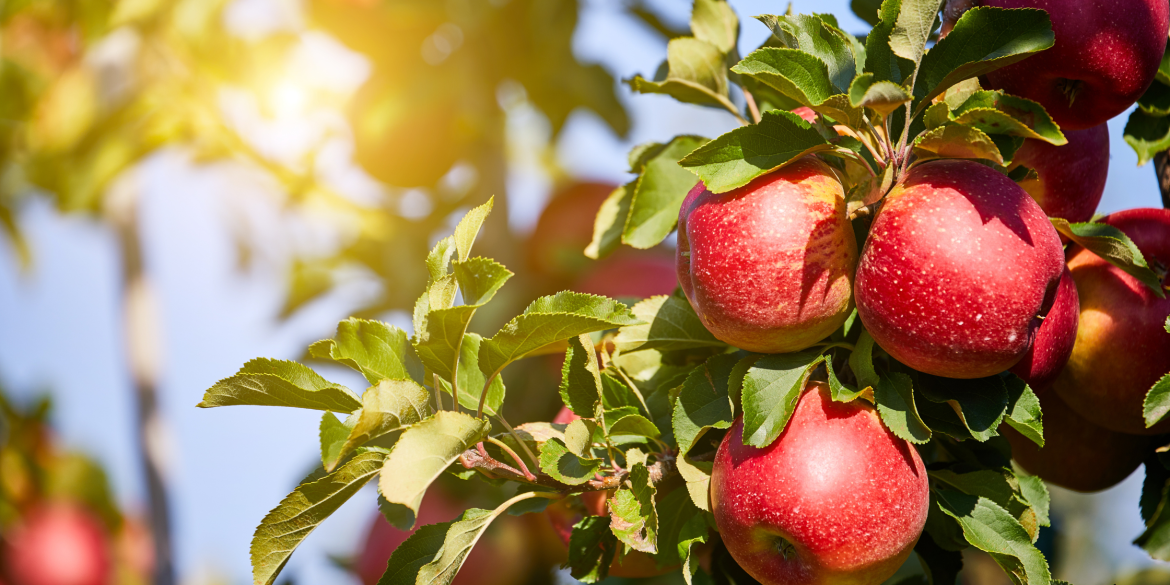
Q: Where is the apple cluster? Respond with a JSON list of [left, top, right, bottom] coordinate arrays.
[[672, 0, 1170, 582]]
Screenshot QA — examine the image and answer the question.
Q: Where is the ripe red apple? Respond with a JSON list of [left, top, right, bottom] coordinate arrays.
[[973, 0, 1169, 130], [354, 488, 530, 585], [711, 382, 929, 585], [677, 157, 857, 353], [1002, 386, 1147, 492], [528, 182, 617, 280], [855, 159, 1065, 379], [1009, 125, 1109, 224], [791, 107, 816, 123], [3, 502, 113, 585], [1053, 208, 1170, 435], [1010, 267, 1079, 389]]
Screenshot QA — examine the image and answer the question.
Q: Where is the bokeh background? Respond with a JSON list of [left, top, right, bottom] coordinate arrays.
[[0, 0, 1164, 583]]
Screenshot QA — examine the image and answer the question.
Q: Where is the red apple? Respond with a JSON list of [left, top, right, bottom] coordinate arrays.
[[574, 252, 677, 300], [528, 182, 617, 280], [711, 382, 929, 585], [1053, 208, 1170, 435], [855, 159, 1065, 378], [791, 107, 816, 123], [553, 406, 580, 425], [355, 488, 529, 585], [1010, 266, 1079, 389], [677, 157, 857, 353], [1009, 124, 1109, 224], [3, 502, 112, 585], [1002, 387, 1147, 492], [973, 0, 1169, 130]]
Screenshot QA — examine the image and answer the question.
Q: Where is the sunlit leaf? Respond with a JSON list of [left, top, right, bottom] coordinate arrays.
[[623, 135, 708, 249], [1050, 218, 1166, 299], [329, 379, 430, 471], [198, 358, 360, 412], [740, 351, 825, 448], [309, 318, 420, 386], [615, 294, 725, 354]]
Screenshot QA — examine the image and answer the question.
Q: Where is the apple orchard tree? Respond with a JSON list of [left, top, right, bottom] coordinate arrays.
[[199, 1, 1170, 584]]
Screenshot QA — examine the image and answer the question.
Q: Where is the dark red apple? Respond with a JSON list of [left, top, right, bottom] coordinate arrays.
[[1010, 267, 1079, 389], [855, 159, 1065, 378], [574, 252, 677, 299], [355, 488, 529, 585], [711, 382, 929, 585], [1053, 208, 1170, 435], [1010, 124, 1109, 224], [1002, 387, 1148, 492], [3, 503, 112, 585], [677, 157, 857, 353], [974, 0, 1169, 130]]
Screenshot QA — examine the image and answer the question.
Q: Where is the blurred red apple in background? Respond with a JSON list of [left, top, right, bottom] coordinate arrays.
[[677, 157, 857, 353], [574, 253, 676, 300], [1054, 208, 1170, 435], [1010, 267, 1079, 389], [528, 182, 616, 280], [2, 502, 112, 585], [1010, 125, 1109, 224], [1003, 387, 1147, 492], [975, 0, 1169, 130], [711, 382, 929, 585], [856, 159, 1065, 378]]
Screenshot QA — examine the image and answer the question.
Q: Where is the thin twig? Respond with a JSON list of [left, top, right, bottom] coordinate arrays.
[[494, 414, 541, 471], [475, 372, 498, 419], [744, 89, 763, 124], [433, 373, 445, 412], [459, 449, 677, 493], [486, 436, 537, 481]]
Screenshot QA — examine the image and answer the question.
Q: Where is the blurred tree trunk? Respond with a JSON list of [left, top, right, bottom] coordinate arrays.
[[1155, 151, 1170, 208], [108, 189, 175, 585]]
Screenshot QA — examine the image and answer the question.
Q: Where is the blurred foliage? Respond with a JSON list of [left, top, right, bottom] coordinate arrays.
[[0, 0, 630, 321]]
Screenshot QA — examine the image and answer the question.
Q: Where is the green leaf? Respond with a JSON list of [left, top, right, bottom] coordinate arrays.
[[607, 413, 662, 439], [564, 418, 599, 457], [610, 462, 659, 553], [626, 38, 736, 112], [930, 468, 1039, 536], [924, 101, 950, 129], [913, 124, 1003, 164], [1050, 218, 1167, 299], [851, 0, 884, 26], [678, 110, 832, 193], [848, 73, 911, 116], [425, 237, 457, 284], [875, 372, 932, 444], [652, 487, 702, 568], [539, 438, 603, 485], [914, 535, 964, 585], [1124, 108, 1170, 166], [731, 48, 838, 107], [586, 182, 635, 260], [915, 7, 1055, 104], [319, 411, 356, 468], [377, 521, 451, 585], [198, 358, 361, 412], [412, 494, 544, 585], [935, 489, 1051, 584], [673, 354, 738, 510], [1140, 80, 1170, 117], [677, 511, 711, 584], [949, 91, 1065, 145], [756, 14, 859, 92], [560, 334, 604, 417], [1003, 374, 1044, 447], [1145, 373, 1170, 429], [251, 451, 384, 585], [330, 379, 431, 471], [453, 197, 493, 262], [567, 516, 619, 583], [1136, 476, 1170, 562], [615, 295, 725, 354], [740, 351, 825, 448], [915, 374, 1009, 442], [622, 135, 709, 249], [864, 0, 914, 84], [377, 411, 491, 529], [889, 0, 943, 66], [433, 333, 506, 416], [849, 331, 880, 391], [453, 256, 512, 306], [309, 318, 420, 386], [691, 0, 738, 54], [1015, 471, 1051, 528], [825, 359, 864, 403], [479, 292, 641, 380]]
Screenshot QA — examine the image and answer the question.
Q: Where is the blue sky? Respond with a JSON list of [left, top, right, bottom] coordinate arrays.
[[0, 0, 1164, 582]]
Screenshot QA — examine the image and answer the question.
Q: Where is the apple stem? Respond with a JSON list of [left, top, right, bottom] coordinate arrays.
[[744, 89, 763, 124]]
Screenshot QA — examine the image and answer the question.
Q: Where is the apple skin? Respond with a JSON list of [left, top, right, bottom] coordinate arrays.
[[855, 159, 1065, 379], [3, 503, 112, 585], [528, 182, 617, 280], [711, 382, 929, 585], [1009, 266, 1079, 389], [1010, 124, 1109, 224], [1002, 386, 1148, 492], [1053, 208, 1170, 435], [677, 157, 857, 354], [976, 0, 1169, 130], [574, 253, 677, 300]]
